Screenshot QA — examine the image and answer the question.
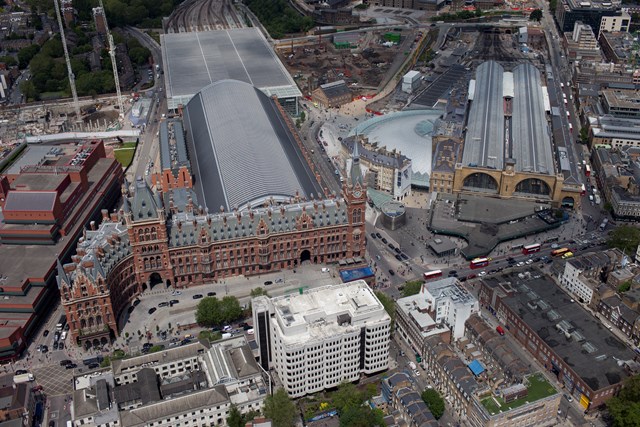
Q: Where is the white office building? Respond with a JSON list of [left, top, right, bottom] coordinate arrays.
[[397, 278, 479, 342], [558, 252, 614, 305], [253, 280, 390, 398]]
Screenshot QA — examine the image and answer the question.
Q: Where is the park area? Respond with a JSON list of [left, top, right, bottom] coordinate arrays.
[[113, 141, 137, 167]]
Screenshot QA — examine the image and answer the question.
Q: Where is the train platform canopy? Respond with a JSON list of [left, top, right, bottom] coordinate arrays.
[[161, 28, 301, 110]]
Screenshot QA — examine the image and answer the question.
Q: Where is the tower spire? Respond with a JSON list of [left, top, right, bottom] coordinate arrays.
[[349, 139, 363, 188]]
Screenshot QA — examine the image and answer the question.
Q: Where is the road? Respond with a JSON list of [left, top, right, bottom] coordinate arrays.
[[122, 27, 167, 183]]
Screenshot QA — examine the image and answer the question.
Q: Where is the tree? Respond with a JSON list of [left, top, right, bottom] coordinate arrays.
[[421, 389, 445, 420], [226, 405, 244, 427], [607, 225, 640, 254], [19, 80, 38, 101], [198, 330, 222, 342], [196, 296, 243, 327], [332, 382, 363, 413], [402, 280, 423, 297], [618, 281, 632, 293], [579, 126, 589, 144], [375, 291, 395, 330], [250, 287, 269, 297], [339, 405, 385, 427], [17, 44, 39, 69], [607, 375, 640, 427], [263, 388, 297, 427], [100, 356, 111, 368], [149, 345, 164, 353], [529, 9, 543, 21]]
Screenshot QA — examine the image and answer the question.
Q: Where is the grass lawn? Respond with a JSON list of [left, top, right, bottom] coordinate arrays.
[[122, 142, 138, 149], [481, 373, 556, 415], [114, 148, 135, 167]]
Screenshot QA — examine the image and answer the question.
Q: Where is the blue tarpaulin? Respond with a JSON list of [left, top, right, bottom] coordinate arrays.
[[468, 360, 485, 376], [340, 266, 374, 283]]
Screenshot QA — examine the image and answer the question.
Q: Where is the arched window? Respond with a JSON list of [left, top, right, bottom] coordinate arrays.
[[352, 209, 362, 223], [80, 319, 87, 329], [151, 227, 157, 240], [144, 258, 150, 269], [96, 315, 102, 326], [88, 317, 94, 328]]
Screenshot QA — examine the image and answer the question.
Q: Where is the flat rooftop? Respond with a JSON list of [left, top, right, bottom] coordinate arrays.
[[492, 272, 636, 392], [161, 28, 301, 110], [270, 280, 390, 344]]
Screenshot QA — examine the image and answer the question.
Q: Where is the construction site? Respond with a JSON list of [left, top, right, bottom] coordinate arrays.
[[277, 28, 426, 96]]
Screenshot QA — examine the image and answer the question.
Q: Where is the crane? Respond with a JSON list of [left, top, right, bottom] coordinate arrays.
[[53, 0, 80, 120], [98, 0, 124, 117]]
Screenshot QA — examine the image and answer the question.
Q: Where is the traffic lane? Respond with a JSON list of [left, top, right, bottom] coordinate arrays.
[[435, 243, 607, 279]]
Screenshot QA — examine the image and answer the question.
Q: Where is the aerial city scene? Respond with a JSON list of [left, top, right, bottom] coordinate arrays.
[[1, 0, 640, 425]]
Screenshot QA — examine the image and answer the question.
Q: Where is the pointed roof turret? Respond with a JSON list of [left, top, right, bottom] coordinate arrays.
[[130, 177, 159, 220], [349, 140, 363, 188], [56, 257, 69, 289]]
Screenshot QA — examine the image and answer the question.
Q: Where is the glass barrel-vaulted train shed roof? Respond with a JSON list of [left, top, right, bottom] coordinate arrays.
[[182, 80, 323, 213], [161, 28, 302, 110]]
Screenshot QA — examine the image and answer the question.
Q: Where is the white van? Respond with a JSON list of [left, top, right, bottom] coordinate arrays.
[[60, 331, 67, 341]]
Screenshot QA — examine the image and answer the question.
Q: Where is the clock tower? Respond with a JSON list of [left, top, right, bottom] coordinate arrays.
[[343, 140, 366, 257]]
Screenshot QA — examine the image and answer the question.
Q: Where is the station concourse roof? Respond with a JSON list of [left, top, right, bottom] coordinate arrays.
[[161, 28, 301, 109]]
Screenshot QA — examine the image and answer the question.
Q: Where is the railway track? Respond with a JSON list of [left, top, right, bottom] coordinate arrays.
[[165, 0, 244, 33]]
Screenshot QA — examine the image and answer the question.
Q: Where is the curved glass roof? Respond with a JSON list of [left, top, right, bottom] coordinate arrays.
[[183, 80, 322, 212]]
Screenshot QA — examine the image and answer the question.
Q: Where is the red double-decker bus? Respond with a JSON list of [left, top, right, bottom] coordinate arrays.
[[580, 184, 586, 196], [522, 243, 541, 255], [423, 270, 443, 281], [584, 165, 591, 177], [470, 258, 489, 269]]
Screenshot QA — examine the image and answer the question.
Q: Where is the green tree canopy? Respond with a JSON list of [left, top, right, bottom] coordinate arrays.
[[250, 287, 269, 297], [195, 296, 243, 327], [607, 375, 640, 427], [339, 405, 385, 427], [607, 225, 640, 254], [421, 389, 445, 419], [402, 280, 423, 297], [17, 44, 39, 69], [375, 291, 395, 330], [529, 9, 543, 21], [226, 405, 243, 427], [263, 388, 297, 427]]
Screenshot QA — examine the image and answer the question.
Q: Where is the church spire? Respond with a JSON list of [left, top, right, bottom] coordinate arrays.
[[349, 140, 363, 188]]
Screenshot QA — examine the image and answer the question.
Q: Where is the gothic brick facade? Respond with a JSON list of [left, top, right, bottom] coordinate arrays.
[[57, 177, 367, 348]]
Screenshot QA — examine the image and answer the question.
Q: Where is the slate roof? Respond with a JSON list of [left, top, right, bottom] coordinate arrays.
[[119, 385, 229, 426], [130, 177, 160, 220], [3, 191, 57, 212]]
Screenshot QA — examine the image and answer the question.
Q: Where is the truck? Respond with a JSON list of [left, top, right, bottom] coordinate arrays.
[[13, 373, 34, 384], [222, 332, 232, 339], [599, 218, 609, 231]]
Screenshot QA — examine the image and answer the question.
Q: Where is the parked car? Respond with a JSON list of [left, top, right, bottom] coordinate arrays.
[[158, 302, 169, 308], [148, 307, 157, 315], [388, 269, 395, 276], [52, 342, 59, 350], [207, 291, 216, 296], [65, 363, 77, 370], [133, 299, 141, 306], [370, 233, 376, 239], [87, 363, 100, 369], [59, 360, 71, 366], [193, 294, 203, 299], [381, 238, 388, 244], [43, 330, 49, 337], [395, 254, 402, 261], [375, 233, 382, 239], [263, 281, 273, 286], [400, 253, 409, 260]]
